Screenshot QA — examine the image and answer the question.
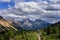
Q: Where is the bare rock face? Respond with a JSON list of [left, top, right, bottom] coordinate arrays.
[[0, 16, 17, 32]]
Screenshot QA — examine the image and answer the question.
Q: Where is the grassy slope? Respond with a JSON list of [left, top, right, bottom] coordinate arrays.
[[0, 26, 60, 40], [11, 22, 60, 40], [11, 30, 60, 40]]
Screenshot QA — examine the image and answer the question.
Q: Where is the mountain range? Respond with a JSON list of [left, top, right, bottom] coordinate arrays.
[[0, 16, 60, 31]]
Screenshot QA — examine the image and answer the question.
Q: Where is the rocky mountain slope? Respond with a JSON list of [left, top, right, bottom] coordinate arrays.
[[0, 16, 17, 32]]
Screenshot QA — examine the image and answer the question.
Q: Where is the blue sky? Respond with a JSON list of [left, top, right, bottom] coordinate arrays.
[[0, 2, 15, 9], [0, 0, 15, 9]]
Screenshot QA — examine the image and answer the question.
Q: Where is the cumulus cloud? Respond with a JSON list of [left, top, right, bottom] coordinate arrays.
[[0, 0, 60, 24], [0, 2, 46, 21], [14, 2, 46, 12]]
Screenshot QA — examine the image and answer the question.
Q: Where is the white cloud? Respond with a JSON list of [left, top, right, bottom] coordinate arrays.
[[0, 0, 11, 2], [5, 14, 26, 18], [0, 1, 60, 24], [40, 11, 60, 24], [45, 4, 60, 10], [49, 0, 60, 4], [14, 2, 46, 13]]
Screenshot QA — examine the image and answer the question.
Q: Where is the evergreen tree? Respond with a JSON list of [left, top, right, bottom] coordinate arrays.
[[46, 26, 50, 35]]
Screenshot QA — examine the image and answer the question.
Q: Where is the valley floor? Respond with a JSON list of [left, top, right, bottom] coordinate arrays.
[[11, 29, 60, 40]]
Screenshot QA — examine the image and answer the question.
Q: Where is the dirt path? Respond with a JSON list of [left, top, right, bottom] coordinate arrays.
[[37, 29, 42, 40], [38, 33, 41, 40]]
